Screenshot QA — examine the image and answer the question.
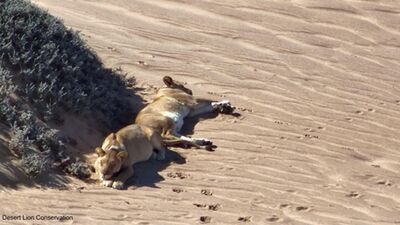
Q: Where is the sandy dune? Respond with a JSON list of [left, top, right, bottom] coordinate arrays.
[[2, 0, 400, 224]]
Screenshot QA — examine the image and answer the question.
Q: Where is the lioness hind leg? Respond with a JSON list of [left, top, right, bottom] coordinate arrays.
[[163, 134, 213, 151], [180, 136, 212, 146], [189, 100, 234, 117], [112, 167, 134, 190], [153, 146, 166, 161], [189, 101, 214, 117]]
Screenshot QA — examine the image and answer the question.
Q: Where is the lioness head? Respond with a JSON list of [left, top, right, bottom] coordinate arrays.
[[163, 76, 193, 95], [95, 147, 128, 180]]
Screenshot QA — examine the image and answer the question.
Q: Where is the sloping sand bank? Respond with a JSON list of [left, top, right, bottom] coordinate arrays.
[[2, 0, 400, 224]]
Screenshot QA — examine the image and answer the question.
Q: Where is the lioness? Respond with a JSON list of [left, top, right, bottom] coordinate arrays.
[[94, 124, 166, 189], [135, 76, 233, 150]]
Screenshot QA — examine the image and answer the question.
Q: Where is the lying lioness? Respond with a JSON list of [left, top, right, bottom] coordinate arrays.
[[135, 76, 233, 150], [94, 124, 166, 189]]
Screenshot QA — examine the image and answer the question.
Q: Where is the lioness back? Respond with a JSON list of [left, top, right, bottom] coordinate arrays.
[[136, 97, 183, 134]]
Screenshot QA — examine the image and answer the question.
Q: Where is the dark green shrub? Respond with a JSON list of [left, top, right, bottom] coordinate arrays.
[[0, 0, 138, 179]]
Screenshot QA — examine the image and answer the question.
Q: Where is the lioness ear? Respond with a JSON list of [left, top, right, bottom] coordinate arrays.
[[95, 147, 105, 157], [117, 151, 128, 159], [163, 76, 174, 87]]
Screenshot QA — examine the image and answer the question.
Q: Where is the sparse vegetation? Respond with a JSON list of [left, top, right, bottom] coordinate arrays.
[[0, 0, 136, 178]]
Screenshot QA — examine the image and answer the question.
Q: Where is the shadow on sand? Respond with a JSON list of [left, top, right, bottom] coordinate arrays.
[[123, 109, 241, 189], [125, 148, 186, 188], [123, 112, 218, 189], [0, 137, 72, 189]]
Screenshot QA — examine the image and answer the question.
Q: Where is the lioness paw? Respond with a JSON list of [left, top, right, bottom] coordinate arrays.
[[211, 100, 230, 108], [193, 138, 213, 146], [112, 181, 125, 190], [212, 100, 235, 114], [102, 180, 113, 187]]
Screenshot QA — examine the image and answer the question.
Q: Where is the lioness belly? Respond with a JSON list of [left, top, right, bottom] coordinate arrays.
[[161, 108, 189, 132]]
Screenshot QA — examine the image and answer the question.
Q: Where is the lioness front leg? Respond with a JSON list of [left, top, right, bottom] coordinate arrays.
[[151, 148, 166, 161], [151, 132, 166, 161], [112, 166, 134, 190]]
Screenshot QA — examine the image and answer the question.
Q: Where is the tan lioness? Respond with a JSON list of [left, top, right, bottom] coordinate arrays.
[[94, 124, 166, 189], [135, 76, 233, 149]]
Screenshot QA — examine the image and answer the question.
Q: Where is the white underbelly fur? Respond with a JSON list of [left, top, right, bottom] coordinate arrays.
[[161, 109, 189, 132]]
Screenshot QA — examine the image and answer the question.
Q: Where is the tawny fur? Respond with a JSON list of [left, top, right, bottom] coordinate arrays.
[[135, 76, 232, 149], [95, 76, 232, 189], [94, 124, 166, 189]]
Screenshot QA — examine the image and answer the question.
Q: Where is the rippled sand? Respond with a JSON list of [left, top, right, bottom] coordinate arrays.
[[2, 1, 400, 224]]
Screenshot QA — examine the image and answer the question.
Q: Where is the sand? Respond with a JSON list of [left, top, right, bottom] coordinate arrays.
[[1, 0, 400, 224]]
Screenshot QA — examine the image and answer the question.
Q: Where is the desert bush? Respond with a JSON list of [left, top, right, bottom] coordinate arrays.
[[0, 0, 137, 178]]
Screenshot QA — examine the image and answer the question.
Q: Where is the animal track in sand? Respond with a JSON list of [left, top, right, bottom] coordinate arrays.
[[304, 134, 319, 139], [193, 203, 221, 211], [200, 216, 212, 223], [107, 46, 118, 52], [201, 189, 213, 196], [274, 120, 291, 125], [237, 107, 253, 113], [238, 216, 252, 222], [194, 203, 207, 208], [355, 108, 375, 115], [355, 110, 364, 115], [208, 203, 221, 211], [304, 127, 315, 132], [361, 174, 394, 186], [266, 215, 281, 222], [376, 180, 393, 186], [297, 134, 320, 140], [172, 188, 186, 193], [167, 172, 189, 179], [137, 60, 148, 66], [295, 206, 311, 212], [346, 191, 361, 198], [279, 203, 290, 209], [207, 91, 227, 98]]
